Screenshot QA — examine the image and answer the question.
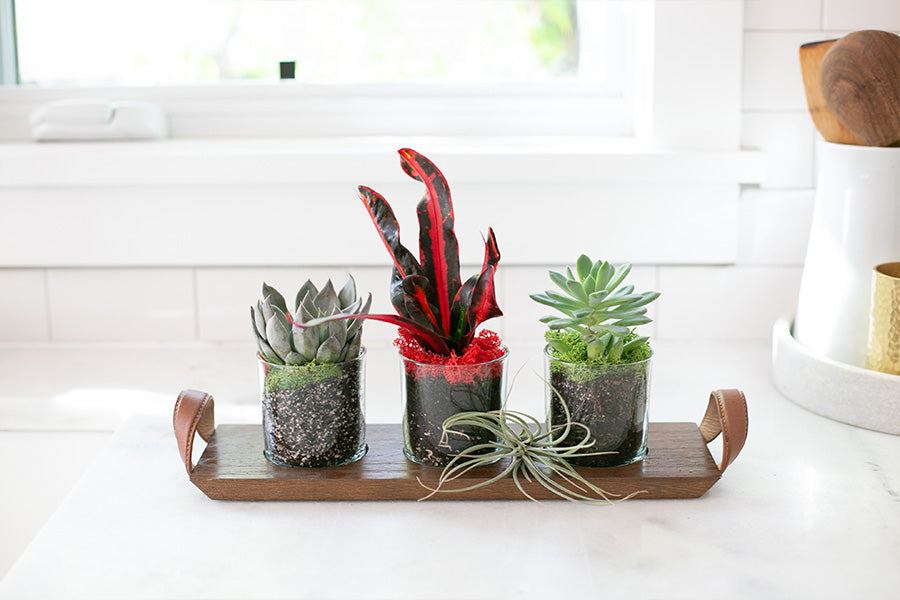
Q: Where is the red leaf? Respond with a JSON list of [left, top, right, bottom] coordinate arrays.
[[399, 148, 461, 337], [400, 275, 441, 333], [289, 311, 450, 355], [481, 227, 501, 272], [358, 185, 421, 279], [467, 265, 502, 331]]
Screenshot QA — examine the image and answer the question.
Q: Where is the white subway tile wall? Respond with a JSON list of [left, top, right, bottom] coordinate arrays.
[[46, 269, 196, 342], [744, 0, 822, 30], [2, 2, 897, 345], [822, 0, 900, 30], [657, 266, 802, 341], [738, 190, 815, 266], [741, 112, 816, 189], [0, 270, 50, 342]]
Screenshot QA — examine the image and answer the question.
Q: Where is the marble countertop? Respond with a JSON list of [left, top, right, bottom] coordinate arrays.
[[1, 340, 898, 599]]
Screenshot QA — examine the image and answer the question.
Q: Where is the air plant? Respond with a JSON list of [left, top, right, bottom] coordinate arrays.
[[295, 148, 502, 357], [418, 384, 645, 504]]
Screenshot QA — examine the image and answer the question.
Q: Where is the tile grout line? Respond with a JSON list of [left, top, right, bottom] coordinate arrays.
[[192, 268, 201, 341], [43, 268, 54, 341]]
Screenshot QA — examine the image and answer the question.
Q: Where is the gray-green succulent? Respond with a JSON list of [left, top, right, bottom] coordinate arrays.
[[530, 255, 660, 362], [251, 276, 371, 365]]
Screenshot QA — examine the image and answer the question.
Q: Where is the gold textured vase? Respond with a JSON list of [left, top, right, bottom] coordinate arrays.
[[865, 263, 900, 376]]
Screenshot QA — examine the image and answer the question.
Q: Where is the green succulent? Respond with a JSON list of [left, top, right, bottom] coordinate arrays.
[[251, 276, 371, 366], [530, 255, 660, 362]]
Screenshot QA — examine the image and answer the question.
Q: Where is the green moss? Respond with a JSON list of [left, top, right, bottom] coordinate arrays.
[[545, 329, 651, 365], [263, 362, 342, 392], [545, 330, 651, 385]]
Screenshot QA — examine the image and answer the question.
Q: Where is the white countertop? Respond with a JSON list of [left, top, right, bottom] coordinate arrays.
[[1, 339, 898, 599]]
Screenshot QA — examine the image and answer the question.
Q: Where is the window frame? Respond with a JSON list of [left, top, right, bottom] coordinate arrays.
[[0, 0, 17, 85], [2, 0, 640, 140], [0, 1, 745, 151]]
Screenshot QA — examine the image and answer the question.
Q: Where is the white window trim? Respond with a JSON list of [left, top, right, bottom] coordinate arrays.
[[0, 1, 745, 151], [2, 0, 639, 141]]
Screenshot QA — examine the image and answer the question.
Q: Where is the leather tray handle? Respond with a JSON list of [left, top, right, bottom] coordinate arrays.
[[174, 389, 216, 475], [698, 389, 748, 474]]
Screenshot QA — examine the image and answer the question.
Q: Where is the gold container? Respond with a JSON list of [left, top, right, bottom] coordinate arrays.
[[866, 262, 900, 375]]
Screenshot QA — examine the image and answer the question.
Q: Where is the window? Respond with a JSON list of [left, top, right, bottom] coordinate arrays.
[[2, 0, 638, 138]]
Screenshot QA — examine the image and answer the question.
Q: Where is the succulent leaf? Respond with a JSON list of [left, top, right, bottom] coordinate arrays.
[[564, 279, 589, 303], [262, 282, 289, 315], [314, 280, 339, 315], [338, 275, 357, 310], [329, 320, 347, 349], [292, 324, 319, 361], [256, 336, 282, 364], [282, 351, 307, 365], [549, 270, 569, 293], [259, 299, 275, 323], [294, 280, 318, 313], [265, 312, 292, 359], [250, 306, 266, 340], [316, 335, 342, 363], [576, 254, 592, 281]]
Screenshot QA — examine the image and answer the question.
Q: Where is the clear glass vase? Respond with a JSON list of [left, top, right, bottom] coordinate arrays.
[[259, 348, 367, 468], [400, 348, 508, 467], [544, 346, 651, 468]]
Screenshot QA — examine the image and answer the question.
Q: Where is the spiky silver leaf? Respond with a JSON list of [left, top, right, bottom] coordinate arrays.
[[294, 280, 318, 314], [265, 309, 293, 359], [315, 335, 342, 363], [252, 278, 370, 366], [338, 275, 356, 310], [292, 324, 319, 362], [262, 282, 289, 315]]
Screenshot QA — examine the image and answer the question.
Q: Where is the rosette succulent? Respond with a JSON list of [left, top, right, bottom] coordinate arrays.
[[530, 255, 660, 362], [251, 277, 371, 365]]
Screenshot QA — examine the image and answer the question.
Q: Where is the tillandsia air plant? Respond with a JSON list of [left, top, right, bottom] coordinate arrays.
[[418, 387, 644, 504], [251, 277, 372, 366], [252, 277, 371, 468], [530, 255, 660, 363]]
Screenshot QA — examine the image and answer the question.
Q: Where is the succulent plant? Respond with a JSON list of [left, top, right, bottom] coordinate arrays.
[[299, 148, 502, 356], [530, 255, 660, 362], [251, 276, 371, 365]]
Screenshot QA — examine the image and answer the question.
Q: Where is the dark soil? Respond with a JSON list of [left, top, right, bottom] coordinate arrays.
[[261, 361, 365, 468], [403, 370, 504, 467], [548, 360, 649, 468]]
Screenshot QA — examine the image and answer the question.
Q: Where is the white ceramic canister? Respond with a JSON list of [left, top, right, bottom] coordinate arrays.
[[793, 140, 900, 367]]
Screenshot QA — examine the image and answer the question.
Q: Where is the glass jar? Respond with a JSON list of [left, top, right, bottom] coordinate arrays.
[[400, 348, 508, 467], [544, 347, 651, 467], [259, 348, 366, 468]]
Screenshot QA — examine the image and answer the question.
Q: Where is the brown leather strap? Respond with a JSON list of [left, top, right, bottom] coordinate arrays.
[[699, 389, 748, 474], [173, 389, 216, 475]]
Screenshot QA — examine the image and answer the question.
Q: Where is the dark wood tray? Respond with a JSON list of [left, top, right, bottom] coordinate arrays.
[[174, 389, 748, 501]]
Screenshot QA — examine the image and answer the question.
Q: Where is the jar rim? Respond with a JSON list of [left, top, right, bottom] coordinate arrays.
[[398, 345, 509, 368], [542, 344, 653, 366], [257, 345, 367, 368]]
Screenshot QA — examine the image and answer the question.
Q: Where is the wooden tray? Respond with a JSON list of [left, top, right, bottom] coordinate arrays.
[[174, 389, 748, 501]]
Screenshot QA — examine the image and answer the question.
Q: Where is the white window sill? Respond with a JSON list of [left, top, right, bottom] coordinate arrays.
[[0, 137, 766, 187], [0, 136, 765, 267]]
